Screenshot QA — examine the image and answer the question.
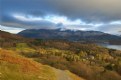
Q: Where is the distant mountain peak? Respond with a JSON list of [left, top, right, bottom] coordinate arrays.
[[18, 29, 121, 44]]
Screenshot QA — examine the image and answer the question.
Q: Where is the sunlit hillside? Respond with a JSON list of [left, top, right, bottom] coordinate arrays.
[[0, 49, 83, 80]]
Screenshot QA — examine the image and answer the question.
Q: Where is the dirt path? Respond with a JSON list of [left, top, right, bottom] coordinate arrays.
[[54, 68, 72, 80]]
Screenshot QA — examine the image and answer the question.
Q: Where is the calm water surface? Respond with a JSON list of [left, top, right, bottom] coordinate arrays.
[[98, 44, 121, 50]]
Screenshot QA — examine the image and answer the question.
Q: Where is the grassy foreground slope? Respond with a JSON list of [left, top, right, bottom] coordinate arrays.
[[0, 49, 84, 80], [16, 40, 121, 80]]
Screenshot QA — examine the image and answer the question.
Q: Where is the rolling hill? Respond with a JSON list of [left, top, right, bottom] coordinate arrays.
[[1, 30, 121, 80], [0, 30, 33, 47], [0, 30, 84, 80]]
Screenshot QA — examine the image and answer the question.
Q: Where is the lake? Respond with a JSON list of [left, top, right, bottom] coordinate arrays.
[[98, 43, 121, 50]]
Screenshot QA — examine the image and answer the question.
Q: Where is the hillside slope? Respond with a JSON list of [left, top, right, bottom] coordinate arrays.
[[0, 30, 32, 47], [0, 49, 84, 80], [0, 30, 24, 40]]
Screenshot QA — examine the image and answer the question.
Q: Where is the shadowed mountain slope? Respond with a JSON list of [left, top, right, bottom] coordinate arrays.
[[18, 29, 121, 44]]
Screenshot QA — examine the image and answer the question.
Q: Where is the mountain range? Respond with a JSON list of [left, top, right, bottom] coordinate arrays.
[[18, 29, 121, 44]]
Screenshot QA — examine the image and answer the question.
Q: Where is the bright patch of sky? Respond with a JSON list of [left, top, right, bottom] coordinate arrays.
[[109, 21, 121, 25], [0, 25, 24, 34], [13, 14, 43, 21], [13, 14, 104, 26]]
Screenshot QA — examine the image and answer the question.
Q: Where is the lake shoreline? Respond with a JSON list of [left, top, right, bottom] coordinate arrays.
[[97, 43, 121, 50]]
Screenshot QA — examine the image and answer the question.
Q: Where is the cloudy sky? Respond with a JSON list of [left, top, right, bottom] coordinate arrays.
[[1, 0, 121, 34]]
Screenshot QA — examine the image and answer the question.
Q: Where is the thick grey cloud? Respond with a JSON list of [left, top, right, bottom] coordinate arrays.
[[1, 20, 58, 29], [1, 0, 121, 34], [1, 0, 121, 23]]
